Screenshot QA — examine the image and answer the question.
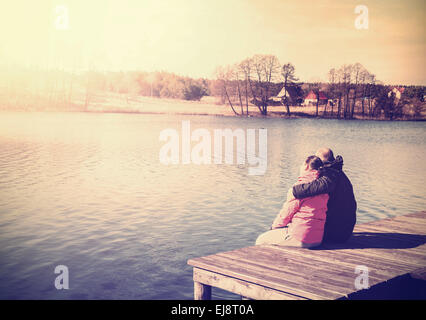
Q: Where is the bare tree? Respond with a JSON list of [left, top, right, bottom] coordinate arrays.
[[359, 69, 372, 118], [250, 54, 281, 115], [350, 63, 369, 119], [239, 58, 252, 116], [326, 68, 338, 117], [367, 73, 376, 117], [339, 64, 352, 119], [327, 63, 378, 119], [232, 64, 245, 115], [214, 66, 241, 116], [350, 63, 360, 118], [218, 54, 281, 116], [281, 63, 298, 116], [334, 68, 343, 119]]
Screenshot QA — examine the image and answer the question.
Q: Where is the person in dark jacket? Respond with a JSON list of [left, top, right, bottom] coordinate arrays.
[[292, 148, 357, 243]]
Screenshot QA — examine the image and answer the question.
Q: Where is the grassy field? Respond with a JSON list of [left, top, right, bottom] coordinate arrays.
[[1, 89, 424, 120], [85, 92, 426, 120]]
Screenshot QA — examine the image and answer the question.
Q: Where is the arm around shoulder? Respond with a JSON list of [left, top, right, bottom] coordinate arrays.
[[292, 173, 337, 199]]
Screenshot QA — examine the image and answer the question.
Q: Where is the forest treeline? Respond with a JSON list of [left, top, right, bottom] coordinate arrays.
[[0, 56, 425, 120]]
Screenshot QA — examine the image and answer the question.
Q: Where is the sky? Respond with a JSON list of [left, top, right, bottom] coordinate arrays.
[[0, 0, 425, 85]]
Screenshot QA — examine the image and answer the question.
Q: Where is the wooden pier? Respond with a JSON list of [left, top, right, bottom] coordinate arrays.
[[187, 211, 426, 300]]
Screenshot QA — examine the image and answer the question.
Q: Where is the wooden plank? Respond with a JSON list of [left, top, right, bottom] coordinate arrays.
[[322, 245, 426, 267], [189, 244, 425, 298], [215, 248, 391, 298], [187, 211, 426, 300], [191, 253, 353, 299], [341, 248, 426, 269], [391, 215, 426, 226], [405, 212, 426, 221], [409, 267, 426, 281], [364, 213, 426, 226], [193, 267, 307, 300], [360, 213, 426, 225], [404, 211, 426, 218], [264, 244, 424, 271], [260, 245, 413, 279], [189, 255, 340, 299], [217, 250, 359, 291], [191, 256, 331, 299], [194, 281, 211, 300], [355, 223, 419, 235], [356, 214, 426, 229], [360, 221, 426, 235], [357, 218, 426, 234], [218, 246, 387, 283], [390, 212, 426, 223]]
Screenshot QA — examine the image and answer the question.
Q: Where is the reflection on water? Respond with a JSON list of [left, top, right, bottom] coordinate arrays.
[[0, 112, 425, 299]]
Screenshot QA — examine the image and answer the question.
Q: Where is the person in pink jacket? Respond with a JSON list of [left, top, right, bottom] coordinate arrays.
[[255, 156, 329, 248]]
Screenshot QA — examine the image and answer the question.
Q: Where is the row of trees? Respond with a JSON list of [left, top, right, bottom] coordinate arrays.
[[1, 59, 424, 119], [86, 71, 209, 101], [214, 57, 425, 120], [0, 67, 212, 112], [325, 63, 426, 120], [326, 63, 377, 119], [214, 54, 298, 116], [214, 57, 381, 118]]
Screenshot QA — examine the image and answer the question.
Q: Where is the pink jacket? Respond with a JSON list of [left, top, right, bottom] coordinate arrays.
[[272, 170, 329, 244]]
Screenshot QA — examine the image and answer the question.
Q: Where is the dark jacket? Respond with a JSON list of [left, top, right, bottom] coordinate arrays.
[[292, 156, 357, 243]]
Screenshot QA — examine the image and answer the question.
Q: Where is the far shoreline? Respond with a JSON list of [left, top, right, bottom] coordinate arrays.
[[2, 107, 425, 123], [1, 94, 425, 122], [84, 109, 426, 122]]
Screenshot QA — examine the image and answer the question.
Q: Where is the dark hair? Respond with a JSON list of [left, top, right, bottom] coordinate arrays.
[[305, 155, 323, 170]]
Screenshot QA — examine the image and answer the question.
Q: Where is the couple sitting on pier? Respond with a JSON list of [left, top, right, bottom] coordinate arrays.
[[256, 148, 357, 248]]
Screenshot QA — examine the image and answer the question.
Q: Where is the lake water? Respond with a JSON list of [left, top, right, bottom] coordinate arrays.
[[0, 111, 425, 299]]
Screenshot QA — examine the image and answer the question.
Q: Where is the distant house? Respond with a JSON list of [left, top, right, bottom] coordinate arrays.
[[388, 87, 405, 100], [270, 85, 303, 105], [303, 90, 328, 106]]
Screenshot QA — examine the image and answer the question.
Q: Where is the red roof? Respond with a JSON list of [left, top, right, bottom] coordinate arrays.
[[394, 87, 405, 93], [305, 90, 328, 100]]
